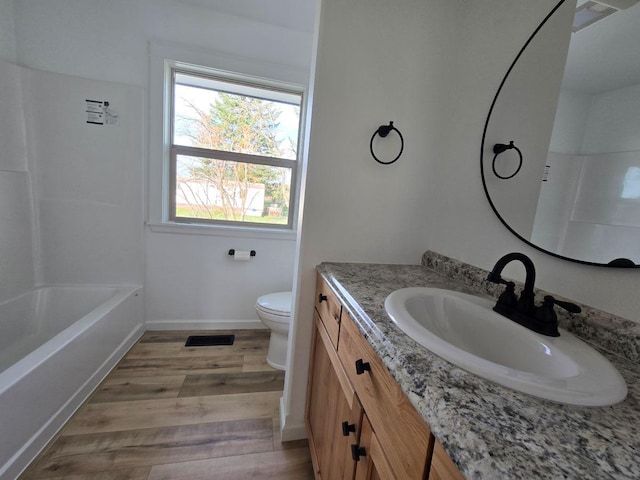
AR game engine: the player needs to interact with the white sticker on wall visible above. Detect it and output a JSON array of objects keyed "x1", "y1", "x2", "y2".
[
  {"x1": 86, "y1": 99, "x2": 103, "y2": 113},
  {"x1": 86, "y1": 111, "x2": 104, "y2": 125},
  {"x1": 104, "y1": 105, "x2": 119, "y2": 126},
  {"x1": 86, "y1": 99, "x2": 117, "y2": 125},
  {"x1": 86, "y1": 99, "x2": 105, "y2": 125}
]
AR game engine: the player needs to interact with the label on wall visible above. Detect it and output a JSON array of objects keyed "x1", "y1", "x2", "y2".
[{"x1": 86, "y1": 99, "x2": 119, "y2": 126}]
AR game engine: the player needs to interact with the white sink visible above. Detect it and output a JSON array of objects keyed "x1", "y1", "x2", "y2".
[{"x1": 384, "y1": 287, "x2": 627, "y2": 406}]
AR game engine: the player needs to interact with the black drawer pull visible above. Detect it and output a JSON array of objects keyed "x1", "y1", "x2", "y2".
[
  {"x1": 351, "y1": 444, "x2": 367, "y2": 461},
  {"x1": 355, "y1": 359, "x2": 371, "y2": 375},
  {"x1": 318, "y1": 293, "x2": 328, "y2": 303},
  {"x1": 341, "y1": 421, "x2": 356, "y2": 437}
]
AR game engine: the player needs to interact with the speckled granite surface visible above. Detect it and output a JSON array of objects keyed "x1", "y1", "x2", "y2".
[{"x1": 317, "y1": 254, "x2": 640, "y2": 480}]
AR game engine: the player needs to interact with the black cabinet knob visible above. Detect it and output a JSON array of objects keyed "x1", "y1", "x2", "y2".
[
  {"x1": 341, "y1": 421, "x2": 356, "y2": 437},
  {"x1": 351, "y1": 444, "x2": 367, "y2": 462},
  {"x1": 318, "y1": 293, "x2": 328, "y2": 303},
  {"x1": 355, "y1": 359, "x2": 371, "y2": 375}
]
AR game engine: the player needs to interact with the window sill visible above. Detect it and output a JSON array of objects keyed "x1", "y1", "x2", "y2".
[{"x1": 146, "y1": 222, "x2": 297, "y2": 241}]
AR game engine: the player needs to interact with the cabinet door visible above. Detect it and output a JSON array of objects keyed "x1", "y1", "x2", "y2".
[
  {"x1": 339, "y1": 311, "x2": 431, "y2": 480},
  {"x1": 429, "y1": 440, "x2": 466, "y2": 480},
  {"x1": 353, "y1": 415, "x2": 397, "y2": 480},
  {"x1": 307, "y1": 312, "x2": 358, "y2": 480}
]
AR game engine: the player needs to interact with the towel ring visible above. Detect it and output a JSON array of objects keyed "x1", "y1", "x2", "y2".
[
  {"x1": 370, "y1": 121, "x2": 404, "y2": 165},
  {"x1": 492, "y1": 141, "x2": 522, "y2": 179}
]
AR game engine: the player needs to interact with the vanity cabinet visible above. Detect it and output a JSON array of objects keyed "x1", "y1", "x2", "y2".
[
  {"x1": 315, "y1": 276, "x2": 341, "y2": 348},
  {"x1": 429, "y1": 441, "x2": 466, "y2": 480},
  {"x1": 338, "y1": 306, "x2": 432, "y2": 479},
  {"x1": 307, "y1": 274, "x2": 466, "y2": 480},
  {"x1": 306, "y1": 310, "x2": 359, "y2": 480},
  {"x1": 354, "y1": 414, "x2": 397, "y2": 480}
]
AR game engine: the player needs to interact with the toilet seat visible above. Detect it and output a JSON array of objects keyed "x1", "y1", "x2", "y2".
[{"x1": 256, "y1": 292, "x2": 292, "y2": 318}]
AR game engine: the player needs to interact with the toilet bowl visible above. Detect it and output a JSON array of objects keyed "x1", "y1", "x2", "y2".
[{"x1": 255, "y1": 291, "x2": 292, "y2": 371}]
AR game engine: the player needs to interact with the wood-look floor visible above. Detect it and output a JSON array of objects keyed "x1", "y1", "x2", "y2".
[{"x1": 19, "y1": 330, "x2": 314, "y2": 480}]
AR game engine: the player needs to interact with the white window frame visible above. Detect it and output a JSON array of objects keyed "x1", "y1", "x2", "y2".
[
  {"x1": 168, "y1": 67, "x2": 303, "y2": 230},
  {"x1": 147, "y1": 44, "x2": 309, "y2": 239}
]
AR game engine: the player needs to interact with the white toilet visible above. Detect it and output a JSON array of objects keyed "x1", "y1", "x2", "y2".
[{"x1": 255, "y1": 291, "x2": 292, "y2": 371}]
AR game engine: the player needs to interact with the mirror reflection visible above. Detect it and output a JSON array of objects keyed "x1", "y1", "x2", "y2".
[{"x1": 483, "y1": 0, "x2": 640, "y2": 266}]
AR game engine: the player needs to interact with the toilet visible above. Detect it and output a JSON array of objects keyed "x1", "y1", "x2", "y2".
[{"x1": 255, "y1": 291, "x2": 292, "y2": 371}]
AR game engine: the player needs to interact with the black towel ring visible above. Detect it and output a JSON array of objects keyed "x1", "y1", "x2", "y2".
[
  {"x1": 492, "y1": 141, "x2": 522, "y2": 180},
  {"x1": 370, "y1": 121, "x2": 404, "y2": 165}
]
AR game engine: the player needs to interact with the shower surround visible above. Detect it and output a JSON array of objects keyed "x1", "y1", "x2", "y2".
[{"x1": 0, "y1": 58, "x2": 144, "y2": 479}]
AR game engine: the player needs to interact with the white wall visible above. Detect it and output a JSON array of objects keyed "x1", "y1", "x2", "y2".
[
  {"x1": 283, "y1": 0, "x2": 457, "y2": 439},
  {"x1": 11, "y1": 0, "x2": 316, "y2": 326},
  {"x1": 531, "y1": 152, "x2": 583, "y2": 253},
  {"x1": 479, "y1": 1, "x2": 573, "y2": 242},
  {"x1": 0, "y1": 57, "x2": 144, "y2": 297},
  {"x1": 0, "y1": 0, "x2": 15, "y2": 61},
  {"x1": 22, "y1": 69, "x2": 144, "y2": 285},
  {"x1": 549, "y1": 83, "x2": 640, "y2": 156},
  {"x1": 284, "y1": 0, "x2": 640, "y2": 441},
  {"x1": 145, "y1": 233, "x2": 295, "y2": 326},
  {"x1": 549, "y1": 88, "x2": 593, "y2": 154},
  {"x1": 582, "y1": 83, "x2": 640, "y2": 154},
  {"x1": 12, "y1": 0, "x2": 313, "y2": 88},
  {"x1": 426, "y1": 0, "x2": 640, "y2": 322},
  {"x1": 0, "y1": 59, "x2": 35, "y2": 303},
  {"x1": 0, "y1": 4, "x2": 29, "y2": 303},
  {"x1": 536, "y1": 80, "x2": 640, "y2": 263}
]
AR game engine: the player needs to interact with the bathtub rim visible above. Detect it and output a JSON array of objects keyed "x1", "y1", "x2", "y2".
[{"x1": 0, "y1": 283, "x2": 142, "y2": 396}]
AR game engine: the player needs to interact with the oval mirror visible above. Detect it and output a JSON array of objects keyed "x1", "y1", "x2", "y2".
[{"x1": 482, "y1": 0, "x2": 640, "y2": 267}]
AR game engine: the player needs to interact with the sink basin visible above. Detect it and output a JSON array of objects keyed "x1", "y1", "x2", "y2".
[{"x1": 384, "y1": 287, "x2": 627, "y2": 406}]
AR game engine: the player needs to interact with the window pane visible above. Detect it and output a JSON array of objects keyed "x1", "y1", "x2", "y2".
[
  {"x1": 175, "y1": 155, "x2": 292, "y2": 225},
  {"x1": 173, "y1": 81, "x2": 300, "y2": 160}
]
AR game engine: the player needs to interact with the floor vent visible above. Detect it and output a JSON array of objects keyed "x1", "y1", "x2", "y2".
[{"x1": 185, "y1": 335, "x2": 235, "y2": 347}]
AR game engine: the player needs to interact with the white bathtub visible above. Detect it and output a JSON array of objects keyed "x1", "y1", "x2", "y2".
[{"x1": 0, "y1": 285, "x2": 144, "y2": 480}]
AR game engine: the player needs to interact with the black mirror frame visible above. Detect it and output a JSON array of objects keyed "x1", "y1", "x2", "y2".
[{"x1": 480, "y1": 0, "x2": 638, "y2": 269}]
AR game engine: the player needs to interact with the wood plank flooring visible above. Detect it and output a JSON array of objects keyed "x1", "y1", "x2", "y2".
[{"x1": 19, "y1": 330, "x2": 314, "y2": 480}]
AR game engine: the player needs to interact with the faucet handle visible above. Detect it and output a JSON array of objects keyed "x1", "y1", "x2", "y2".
[
  {"x1": 543, "y1": 295, "x2": 581, "y2": 314},
  {"x1": 535, "y1": 296, "x2": 582, "y2": 336}
]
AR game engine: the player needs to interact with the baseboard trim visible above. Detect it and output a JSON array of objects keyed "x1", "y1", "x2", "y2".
[
  {"x1": 144, "y1": 319, "x2": 266, "y2": 330},
  {"x1": 279, "y1": 396, "x2": 308, "y2": 442}
]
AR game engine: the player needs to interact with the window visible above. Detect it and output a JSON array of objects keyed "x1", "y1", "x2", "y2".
[{"x1": 169, "y1": 69, "x2": 303, "y2": 229}]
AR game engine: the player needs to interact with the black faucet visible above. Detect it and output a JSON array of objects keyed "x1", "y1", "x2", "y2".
[{"x1": 487, "y1": 253, "x2": 581, "y2": 337}]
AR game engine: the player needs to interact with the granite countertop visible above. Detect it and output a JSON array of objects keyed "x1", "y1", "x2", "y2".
[{"x1": 317, "y1": 260, "x2": 640, "y2": 480}]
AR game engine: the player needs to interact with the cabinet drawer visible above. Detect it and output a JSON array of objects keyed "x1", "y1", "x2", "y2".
[
  {"x1": 315, "y1": 274, "x2": 341, "y2": 349},
  {"x1": 338, "y1": 311, "x2": 431, "y2": 480}
]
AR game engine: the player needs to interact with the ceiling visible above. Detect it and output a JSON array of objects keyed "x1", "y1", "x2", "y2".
[
  {"x1": 174, "y1": 0, "x2": 316, "y2": 33},
  {"x1": 173, "y1": 0, "x2": 639, "y2": 95}
]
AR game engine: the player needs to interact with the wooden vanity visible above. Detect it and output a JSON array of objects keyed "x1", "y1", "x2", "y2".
[
  {"x1": 306, "y1": 274, "x2": 465, "y2": 480},
  {"x1": 305, "y1": 258, "x2": 640, "y2": 479}
]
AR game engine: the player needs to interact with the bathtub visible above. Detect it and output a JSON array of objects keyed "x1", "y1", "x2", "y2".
[{"x1": 0, "y1": 285, "x2": 143, "y2": 480}]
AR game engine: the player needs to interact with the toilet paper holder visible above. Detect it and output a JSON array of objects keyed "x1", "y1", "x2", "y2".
[{"x1": 228, "y1": 249, "x2": 256, "y2": 257}]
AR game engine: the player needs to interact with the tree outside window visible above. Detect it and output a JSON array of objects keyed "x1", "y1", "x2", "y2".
[{"x1": 170, "y1": 71, "x2": 301, "y2": 227}]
